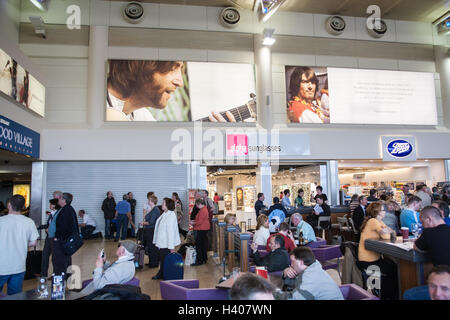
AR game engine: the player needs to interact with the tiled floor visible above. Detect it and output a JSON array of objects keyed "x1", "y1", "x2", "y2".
[{"x1": 7, "y1": 238, "x2": 342, "y2": 299}]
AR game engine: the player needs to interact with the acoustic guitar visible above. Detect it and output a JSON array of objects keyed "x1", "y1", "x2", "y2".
[{"x1": 198, "y1": 93, "x2": 257, "y2": 122}]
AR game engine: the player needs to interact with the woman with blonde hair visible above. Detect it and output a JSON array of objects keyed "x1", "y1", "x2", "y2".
[
  {"x1": 358, "y1": 202, "x2": 398, "y2": 299},
  {"x1": 224, "y1": 213, "x2": 241, "y2": 232},
  {"x1": 253, "y1": 214, "x2": 270, "y2": 246}
]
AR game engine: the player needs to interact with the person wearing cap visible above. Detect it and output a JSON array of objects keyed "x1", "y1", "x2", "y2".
[{"x1": 80, "y1": 240, "x2": 136, "y2": 295}]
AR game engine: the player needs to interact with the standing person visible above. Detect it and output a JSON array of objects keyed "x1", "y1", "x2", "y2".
[
  {"x1": 415, "y1": 185, "x2": 431, "y2": 209},
  {"x1": 152, "y1": 198, "x2": 180, "y2": 280},
  {"x1": 367, "y1": 189, "x2": 379, "y2": 203},
  {"x1": 358, "y1": 202, "x2": 398, "y2": 300},
  {"x1": 254, "y1": 193, "x2": 266, "y2": 218},
  {"x1": 204, "y1": 190, "x2": 216, "y2": 251},
  {"x1": 141, "y1": 194, "x2": 160, "y2": 268},
  {"x1": 432, "y1": 187, "x2": 441, "y2": 201},
  {"x1": 190, "y1": 198, "x2": 210, "y2": 266},
  {"x1": 51, "y1": 193, "x2": 79, "y2": 278},
  {"x1": 41, "y1": 198, "x2": 59, "y2": 279},
  {"x1": 313, "y1": 186, "x2": 328, "y2": 204},
  {"x1": 349, "y1": 194, "x2": 360, "y2": 215},
  {"x1": 213, "y1": 193, "x2": 220, "y2": 204},
  {"x1": 172, "y1": 192, "x2": 188, "y2": 240},
  {"x1": 281, "y1": 189, "x2": 292, "y2": 209},
  {"x1": 382, "y1": 202, "x2": 400, "y2": 235},
  {"x1": 352, "y1": 195, "x2": 368, "y2": 233},
  {"x1": 400, "y1": 185, "x2": 412, "y2": 207},
  {"x1": 114, "y1": 194, "x2": 132, "y2": 242},
  {"x1": 127, "y1": 192, "x2": 137, "y2": 238},
  {"x1": 101, "y1": 191, "x2": 116, "y2": 239},
  {"x1": 53, "y1": 191, "x2": 62, "y2": 209},
  {"x1": 295, "y1": 189, "x2": 304, "y2": 208},
  {"x1": 0, "y1": 195, "x2": 39, "y2": 295}
]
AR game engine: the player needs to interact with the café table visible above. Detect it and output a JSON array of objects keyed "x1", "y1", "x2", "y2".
[
  {"x1": 216, "y1": 273, "x2": 283, "y2": 290},
  {"x1": 364, "y1": 237, "x2": 432, "y2": 298},
  {"x1": 0, "y1": 285, "x2": 87, "y2": 300}
]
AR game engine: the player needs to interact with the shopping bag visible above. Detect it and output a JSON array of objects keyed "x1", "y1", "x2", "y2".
[{"x1": 184, "y1": 246, "x2": 196, "y2": 266}]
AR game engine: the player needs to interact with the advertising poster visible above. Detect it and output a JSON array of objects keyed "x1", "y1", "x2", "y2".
[
  {"x1": 236, "y1": 187, "x2": 244, "y2": 211},
  {"x1": 106, "y1": 60, "x2": 256, "y2": 122},
  {"x1": 285, "y1": 65, "x2": 437, "y2": 125},
  {"x1": 0, "y1": 48, "x2": 45, "y2": 117},
  {"x1": 13, "y1": 184, "x2": 31, "y2": 208}
]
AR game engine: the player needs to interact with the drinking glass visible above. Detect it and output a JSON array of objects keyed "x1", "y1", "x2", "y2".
[{"x1": 411, "y1": 223, "x2": 419, "y2": 239}]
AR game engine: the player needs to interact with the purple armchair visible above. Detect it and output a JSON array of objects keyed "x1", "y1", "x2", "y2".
[
  {"x1": 81, "y1": 277, "x2": 140, "y2": 289},
  {"x1": 339, "y1": 284, "x2": 379, "y2": 300},
  {"x1": 305, "y1": 237, "x2": 327, "y2": 248},
  {"x1": 160, "y1": 280, "x2": 229, "y2": 300},
  {"x1": 310, "y1": 245, "x2": 342, "y2": 277}
]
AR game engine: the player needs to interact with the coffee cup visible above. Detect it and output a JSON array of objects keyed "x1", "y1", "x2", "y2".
[{"x1": 401, "y1": 227, "x2": 409, "y2": 240}]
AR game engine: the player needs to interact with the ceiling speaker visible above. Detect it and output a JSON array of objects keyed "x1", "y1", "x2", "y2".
[
  {"x1": 325, "y1": 15, "x2": 346, "y2": 36},
  {"x1": 123, "y1": 1, "x2": 145, "y2": 24},
  {"x1": 219, "y1": 7, "x2": 240, "y2": 29}
]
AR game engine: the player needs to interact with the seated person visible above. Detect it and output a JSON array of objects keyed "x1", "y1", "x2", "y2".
[
  {"x1": 431, "y1": 200, "x2": 450, "y2": 226},
  {"x1": 250, "y1": 235, "x2": 290, "y2": 273},
  {"x1": 78, "y1": 209, "x2": 98, "y2": 239},
  {"x1": 295, "y1": 189, "x2": 304, "y2": 208},
  {"x1": 253, "y1": 215, "x2": 270, "y2": 246},
  {"x1": 291, "y1": 213, "x2": 316, "y2": 244},
  {"x1": 414, "y1": 206, "x2": 450, "y2": 266},
  {"x1": 229, "y1": 272, "x2": 276, "y2": 300},
  {"x1": 267, "y1": 197, "x2": 287, "y2": 233},
  {"x1": 400, "y1": 195, "x2": 422, "y2": 232},
  {"x1": 224, "y1": 213, "x2": 241, "y2": 232},
  {"x1": 403, "y1": 265, "x2": 450, "y2": 300},
  {"x1": 273, "y1": 247, "x2": 344, "y2": 300},
  {"x1": 358, "y1": 202, "x2": 398, "y2": 300},
  {"x1": 265, "y1": 222, "x2": 296, "y2": 253},
  {"x1": 81, "y1": 240, "x2": 136, "y2": 295},
  {"x1": 351, "y1": 195, "x2": 368, "y2": 233},
  {"x1": 307, "y1": 194, "x2": 330, "y2": 228}
]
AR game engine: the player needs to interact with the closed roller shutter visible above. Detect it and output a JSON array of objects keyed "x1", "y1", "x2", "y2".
[{"x1": 45, "y1": 161, "x2": 188, "y2": 235}]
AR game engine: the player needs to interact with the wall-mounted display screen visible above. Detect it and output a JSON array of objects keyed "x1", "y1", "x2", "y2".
[
  {"x1": 106, "y1": 60, "x2": 256, "y2": 122},
  {"x1": 0, "y1": 48, "x2": 45, "y2": 117},
  {"x1": 285, "y1": 66, "x2": 437, "y2": 125}
]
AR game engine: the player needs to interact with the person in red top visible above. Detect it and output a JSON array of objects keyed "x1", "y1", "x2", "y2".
[
  {"x1": 213, "y1": 193, "x2": 220, "y2": 204},
  {"x1": 189, "y1": 198, "x2": 210, "y2": 266},
  {"x1": 266, "y1": 222, "x2": 296, "y2": 253}
]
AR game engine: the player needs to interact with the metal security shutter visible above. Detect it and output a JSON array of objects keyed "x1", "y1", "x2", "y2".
[{"x1": 45, "y1": 161, "x2": 188, "y2": 235}]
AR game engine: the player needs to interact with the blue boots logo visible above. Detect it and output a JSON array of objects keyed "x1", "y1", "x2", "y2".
[{"x1": 387, "y1": 140, "x2": 413, "y2": 158}]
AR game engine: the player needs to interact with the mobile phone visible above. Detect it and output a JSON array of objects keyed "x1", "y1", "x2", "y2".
[{"x1": 99, "y1": 249, "x2": 105, "y2": 259}]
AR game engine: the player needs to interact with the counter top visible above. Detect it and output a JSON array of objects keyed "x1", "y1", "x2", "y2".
[{"x1": 365, "y1": 239, "x2": 430, "y2": 263}]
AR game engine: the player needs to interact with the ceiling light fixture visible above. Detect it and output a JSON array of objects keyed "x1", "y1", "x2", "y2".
[
  {"x1": 262, "y1": 28, "x2": 276, "y2": 46},
  {"x1": 29, "y1": 16, "x2": 46, "y2": 39},
  {"x1": 254, "y1": 0, "x2": 289, "y2": 23},
  {"x1": 30, "y1": 0, "x2": 49, "y2": 11}
]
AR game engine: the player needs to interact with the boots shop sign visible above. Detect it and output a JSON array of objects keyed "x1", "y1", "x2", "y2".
[
  {"x1": 381, "y1": 136, "x2": 416, "y2": 161},
  {"x1": 0, "y1": 114, "x2": 40, "y2": 158}
]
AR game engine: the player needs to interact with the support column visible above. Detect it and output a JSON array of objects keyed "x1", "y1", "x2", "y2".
[
  {"x1": 87, "y1": 25, "x2": 108, "y2": 129},
  {"x1": 254, "y1": 35, "x2": 273, "y2": 130},
  {"x1": 327, "y1": 160, "x2": 340, "y2": 206},
  {"x1": 445, "y1": 159, "x2": 450, "y2": 182},
  {"x1": 256, "y1": 162, "x2": 272, "y2": 208},
  {"x1": 434, "y1": 46, "x2": 450, "y2": 129},
  {"x1": 30, "y1": 161, "x2": 45, "y2": 232}
]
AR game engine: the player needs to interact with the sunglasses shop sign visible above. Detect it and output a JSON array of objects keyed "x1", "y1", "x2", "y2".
[
  {"x1": 226, "y1": 132, "x2": 310, "y2": 159},
  {"x1": 0, "y1": 114, "x2": 40, "y2": 158}
]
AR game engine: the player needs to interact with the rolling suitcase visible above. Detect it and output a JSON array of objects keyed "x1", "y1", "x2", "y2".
[
  {"x1": 25, "y1": 246, "x2": 42, "y2": 280},
  {"x1": 134, "y1": 227, "x2": 145, "y2": 269},
  {"x1": 163, "y1": 252, "x2": 184, "y2": 280}
]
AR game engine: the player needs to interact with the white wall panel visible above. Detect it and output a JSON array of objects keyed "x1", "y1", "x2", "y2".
[
  {"x1": 315, "y1": 55, "x2": 358, "y2": 68},
  {"x1": 395, "y1": 21, "x2": 433, "y2": 45},
  {"x1": 272, "y1": 53, "x2": 316, "y2": 66},
  {"x1": 254, "y1": 12, "x2": 314, "y2": 37},
  {"x1": 272, "y1": 72, "x2": 285, "y2": 93},
  {"x1": 45, "y1": 161, "x2": 189, "y2": 236},
  {"x1": 46, "y1": 88, "x2": 87, "y2": 111},
  {"x1": 108, "y1": 46, "x2": 159, "y2": 60},
  {"x1": 90, "y1": 0, "x2": 110, "y2": 26},
  {"x1": 313, "y1": 14, "x2": 356, "y2": 40},
  {"x1": 46, "y1": 110, "x2": 86, "y2": 123},
  {"x1": 206, "y1": 50, "x2": 254, "y2": 64},
  {"x1": 397, "y1": 60, "x2": 436, "y2": 72},
  {"x1": 19, "y1": 44, "x2": 89, "y2": 58},
  {"x1": 20, "y1": 0, "x2": 90, "y2": 25},
  {"x1": 357, "y1": 58, "x2": 398, "y2": 70},
  {"x1": 158, "y1": 48, "x2": 207, "y2": 61},
  {"x1": 37, "y1": 65, "x2": 87, "y2": 88},
  {"x1": 159, "y1": 4, "x2": 207, "y2": 31}
]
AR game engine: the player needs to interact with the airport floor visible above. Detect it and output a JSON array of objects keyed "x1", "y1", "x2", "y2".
[{"x1": 8, "y1": 237, "x2": 342, "y2": 299}]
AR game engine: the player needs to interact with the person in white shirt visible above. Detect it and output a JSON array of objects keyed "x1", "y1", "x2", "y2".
[
  {"x1": 152, "y1": 198, "x2": 181, "y2": 280},
  {"x1": 78, "y1": 210, "x2": 97, "y2": 239},
  {"x1": 0, "y1": 195, "x2": 39, "y2": 295},
  {"x1": 253, "y1": 215, "x2": 270, "y2": 246},
  {"x1": 281, "y1": 189, "x2": 292, "y2": 209}
]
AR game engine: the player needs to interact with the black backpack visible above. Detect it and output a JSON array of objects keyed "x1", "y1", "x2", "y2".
[{"x1": 83, "y1": 284, "x2": 150, "y2": 300}]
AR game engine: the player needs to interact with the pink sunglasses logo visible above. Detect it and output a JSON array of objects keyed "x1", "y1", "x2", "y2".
[{"x1": 227, "y1": 134, "x2": 248, "y2": 156}]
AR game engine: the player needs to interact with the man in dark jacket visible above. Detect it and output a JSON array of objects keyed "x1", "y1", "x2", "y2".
[
  {"x1": 352, "y1": 195, "x2": 368, "y2": 234},
  {"x1": 102, "y1": 191, "x2": 116, "y2": 239},
  {"x1": 127, "y1": 192, "x2": 137, "y2": 237},
  {"x1": 250, "y1": 235, "x2": 290, "y2": 272},
  {"x1": 51, "y1": 193, "x2": 79, "y2": 278},
  {"x1": 267, "y1": 197, "x2": 288, "y2": 217}
]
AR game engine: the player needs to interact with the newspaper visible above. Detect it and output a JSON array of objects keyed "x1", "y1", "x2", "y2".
[{"x1": 385, "y1": 241, "x2": 415, "y2": 251}]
